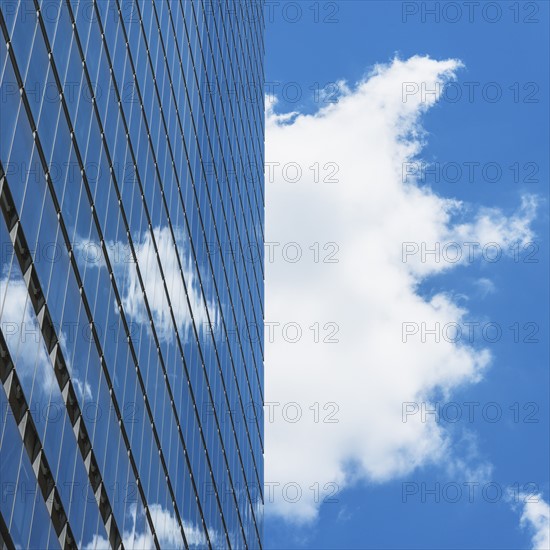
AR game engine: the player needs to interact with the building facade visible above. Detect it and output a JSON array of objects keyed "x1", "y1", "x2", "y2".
[{"x1": 0, "y1": 0, "x2": 264, "y2": 548}]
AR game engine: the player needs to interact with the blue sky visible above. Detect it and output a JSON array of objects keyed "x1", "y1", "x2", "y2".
[{"x1": 264, "y1": 2, "x2": 549, "y2": 548}]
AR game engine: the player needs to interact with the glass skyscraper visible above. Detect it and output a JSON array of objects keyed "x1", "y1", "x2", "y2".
[{"x1": 0, "y1": 0, "x2": 264, "y2": 548}]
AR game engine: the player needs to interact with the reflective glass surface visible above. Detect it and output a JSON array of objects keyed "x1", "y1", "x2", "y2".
[{"x1": 0, "y1": 1, "x2": 264, "y2": 548}]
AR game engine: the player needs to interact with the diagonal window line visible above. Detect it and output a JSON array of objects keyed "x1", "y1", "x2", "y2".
[{"x1": 0, "y1": 169, "x2": 121, "y2": 550}]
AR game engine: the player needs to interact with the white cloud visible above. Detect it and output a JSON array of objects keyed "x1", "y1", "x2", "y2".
[
  {"x1": 0, "y1": 274, "x2": 56, "y2": 395},
  {"x1": 111, "y1": 226, "x2": 218, "y2": 343},
  {"x1": 71, "y1": 225, "x2": 219, "y2": 343},
  {"x1": 474, "y1": 277, "x2": 496, "y2": 298},
  {"x1": 265, "y1": 56, "x2": 537, "y2": 522},
  {"x1": 73, "y1": 376, "x2": 93, "y2": 402},
  {"x1": 83, "y1": 502, "x2": 213, "y2": 549},
  {"x1": 0, "y1": 271, "x2": 92, "y2": 402},
  {"x1": 519, "y1": 495, "x2": 550, "y2": 550}
]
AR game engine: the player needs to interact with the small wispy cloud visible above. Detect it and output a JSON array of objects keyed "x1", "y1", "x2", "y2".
[
  {"x1": 518, "y1": 494, "x2": 550, "y2": 550},
  {"x1": 474, "y1": 277, "x2": 496, "y2": 298}
]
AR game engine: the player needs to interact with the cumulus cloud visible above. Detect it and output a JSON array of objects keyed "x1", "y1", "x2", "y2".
[
  {"x1": 0, "y1": 270, "x2": 93, "y2": 405},
  {"x1": 265, "y1": 56, "x2": 537, "y2": 522},
  {"x1": 109, "y1": 226, "x2": 218, "y2": 342},
  {"x1": 519, "y1": 495, "x2": 550, "y2": 550},
  {"x1": 0, "y1": 273, "x2": 56, "y2": 394},
  {"x1": 72, "y1": 225, "x2": 219, "y2": 342},
  {"x1": 82, "y1": 502, "x2": 213, "y2": 549},
  {"x1": 70, "y1": 225, "x2": 219, "y2": 347}
]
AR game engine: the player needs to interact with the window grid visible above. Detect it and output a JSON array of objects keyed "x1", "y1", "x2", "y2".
[{"x1": 1, "y1": 0, "x2": 264, "y2": 547}]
